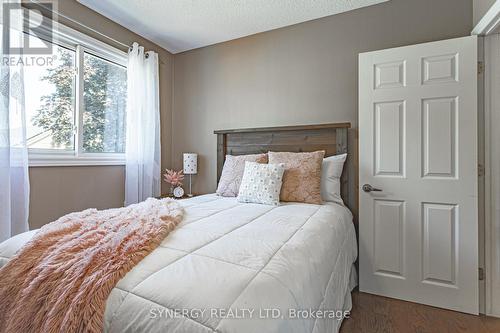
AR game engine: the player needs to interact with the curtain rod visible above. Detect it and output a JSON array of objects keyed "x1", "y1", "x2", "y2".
[
  {"x1": 27, "y1": 1, "x2": 168, "y2": 64},
  {"x1": 28, "y1": 0, "x2": 130, "y2": 50}
]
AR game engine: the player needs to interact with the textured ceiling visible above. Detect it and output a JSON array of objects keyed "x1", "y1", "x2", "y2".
[{"x1": 78, "y1": 0, "x2": 388, "y2": 54}]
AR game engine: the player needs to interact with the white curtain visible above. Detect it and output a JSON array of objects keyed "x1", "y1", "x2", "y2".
[
  {"x1": 0, "y1": 0, "x2": 30, "y2": 242},
  {"x1": 125, "y1": 42, "x2": 161, "y2": 205}
]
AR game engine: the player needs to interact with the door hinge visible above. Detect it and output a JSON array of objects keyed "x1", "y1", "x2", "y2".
[
  {"x1": 478, "y1": 163, "x2": 485, "y2": 177},
  {"x1": 478, "y1": 61, "x2": 484, "y2": 75},
  {"x1": 479, "y1": 267, "x2": 485, "y2": 281}
]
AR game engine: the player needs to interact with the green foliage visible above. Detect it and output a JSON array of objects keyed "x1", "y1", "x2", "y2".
[
  {"x1": 83, "y1": 53, "x2": 127, "y2": 153},
  {"x1": 32, "y1": 50, "x2": 75, "y2": 148},
  {"x1": 33, "y1": 48, "x2": 127, "y2": 152}
]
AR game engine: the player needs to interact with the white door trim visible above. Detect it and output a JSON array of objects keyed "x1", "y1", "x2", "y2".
[
  {"x1": 473, "y1": 3, "x2": 500, "y2": 318},
  {"x1": 472, "y1": 1, "x2": 500, "y2": 36},
  {"x1": 478, "y1": 36, "x2": 486, "y2": 316},
  {"x1": 484, "y1": 33, "x2": 500, "y2": 318}
]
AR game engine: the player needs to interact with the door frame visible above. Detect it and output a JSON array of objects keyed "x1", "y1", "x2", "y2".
[
  {"x1": 473, "y1": 6, "x2": 500, "y2": 317},
  {"x1": 482, "y1": 33, "x2": 500, "y2": 318}
]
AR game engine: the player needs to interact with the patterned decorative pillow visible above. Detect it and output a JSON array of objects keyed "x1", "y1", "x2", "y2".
[
  {"x1": 216, "y1": 154, "x2": 268, "y2": 197},
  {"x1": 268, "y1": 151, "x2": 325, "y2": 204},
  {"x1": 237, "y1": 162, "x2": 285, "y2": 206}
]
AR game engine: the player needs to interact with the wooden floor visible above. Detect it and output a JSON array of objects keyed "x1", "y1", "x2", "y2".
[{"x1": 340, "y1": 290, "x2": 500, "y2": 333}]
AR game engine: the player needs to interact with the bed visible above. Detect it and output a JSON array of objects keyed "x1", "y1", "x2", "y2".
[{"x1": 0, "y1": 123, "x2": 358, "y2": 333}]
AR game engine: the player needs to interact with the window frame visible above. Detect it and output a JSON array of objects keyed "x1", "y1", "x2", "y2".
[{"x1": 27, "y1": 16, "x2": 128, "y2": 167}]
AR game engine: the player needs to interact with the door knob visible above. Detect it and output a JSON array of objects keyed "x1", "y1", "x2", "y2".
[{"x1": 362, "y1": 184, "x2": 382, "y2": 192}]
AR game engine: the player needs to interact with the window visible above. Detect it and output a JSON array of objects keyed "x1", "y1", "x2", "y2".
[{"x1": 26, "y1": 20, "x2": 127, "y2": 166}]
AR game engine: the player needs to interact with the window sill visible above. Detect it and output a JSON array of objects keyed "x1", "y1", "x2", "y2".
[{"x1": 29, "y1": 153, "x2": 126, "y2": 167}]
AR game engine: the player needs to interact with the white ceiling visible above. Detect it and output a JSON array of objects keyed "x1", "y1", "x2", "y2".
[{"x1": 78, "y1": 0, "x2": 388, "y2": 54}]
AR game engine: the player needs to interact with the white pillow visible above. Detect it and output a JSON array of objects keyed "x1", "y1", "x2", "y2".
[
  {"x1": 237, "y1": 162, "x2": 285, "y2": 206},
  {"x1": 320, "y1": 153, "x2": 347, "y2": 204}
]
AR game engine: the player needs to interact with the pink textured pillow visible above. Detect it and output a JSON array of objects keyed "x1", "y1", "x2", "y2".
[
  {"x1": 216, "y1": 154, "x2": 268, "y2": 197},
  {"x1": 268, "y1": 151, "x2": 325, "y2": 204}
]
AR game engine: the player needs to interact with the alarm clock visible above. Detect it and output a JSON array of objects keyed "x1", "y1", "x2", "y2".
[{"x1": 173, "y1": 186, "x2": 184, "y2": 198}]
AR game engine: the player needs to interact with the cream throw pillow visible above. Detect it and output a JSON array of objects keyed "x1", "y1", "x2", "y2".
[
  {"x1": 237, "y1": 162, "x2": 285, "y2": 206},
  {"x1": 268, "y1": 151, "x2": 325, "y2": 204},
  {"x1": 320, "y1": 153, "x2": 347, "y2": 204},
  {"x1": 216, "y1": 154, "x2": 268, "y2": 197}
]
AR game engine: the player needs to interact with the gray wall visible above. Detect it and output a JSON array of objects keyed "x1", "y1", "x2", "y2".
[
  {"x1": 29, "y1": 166, "x2": 125, "y2": 229},
  {"x1": 172, "y1": 0, "x2": 473, "y2": 201},
  {"x1": 28, "y1": 0, "x2": 173, "y2": 229}
]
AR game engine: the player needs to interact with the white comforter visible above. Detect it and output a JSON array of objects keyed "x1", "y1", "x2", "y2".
[{"x1": 0, "y1": 194, "x2": 357, "y2": 333}]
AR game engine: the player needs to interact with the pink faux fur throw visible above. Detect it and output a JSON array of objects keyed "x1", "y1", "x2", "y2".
[{"x1": 0, "y1": 198, "x2": 184, "y2": 333}]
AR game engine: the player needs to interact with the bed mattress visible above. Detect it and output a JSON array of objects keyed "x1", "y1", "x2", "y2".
[{"x1": 0, "y1": 194, "x2": 357, "y2": 333}]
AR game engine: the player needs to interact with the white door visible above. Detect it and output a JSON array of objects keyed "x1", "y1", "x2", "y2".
[{"x1": 359, "y1": 36, "x2": 478, "y2": 314}]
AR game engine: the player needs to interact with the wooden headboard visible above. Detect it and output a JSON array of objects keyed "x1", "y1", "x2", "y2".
[{"x1": 213, "y1": 123, "x2": 355, "y2": 215}]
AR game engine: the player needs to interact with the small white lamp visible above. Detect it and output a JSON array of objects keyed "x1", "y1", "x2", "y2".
[{"x1": 183, "y1": 153, "x2": 198, "y2": 197}]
